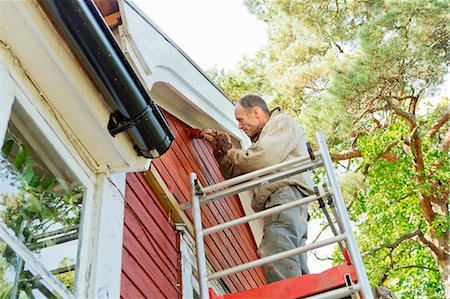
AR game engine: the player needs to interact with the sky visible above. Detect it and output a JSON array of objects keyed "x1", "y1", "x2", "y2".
[{"x1": 131, "y1": 0, "x2": 267, "y2": 71}]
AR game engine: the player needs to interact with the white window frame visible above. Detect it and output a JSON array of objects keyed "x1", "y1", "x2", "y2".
[{"x1": 1, "y1": 50, "x2": 125, "y2": 298}]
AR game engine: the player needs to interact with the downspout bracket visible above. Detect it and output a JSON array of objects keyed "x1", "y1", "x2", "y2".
[{"x1": 107, "y1": 106, "x2": 150, "y2": 137}]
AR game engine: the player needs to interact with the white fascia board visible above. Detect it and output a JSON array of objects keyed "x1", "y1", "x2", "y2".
[
  {"x1": 120, "y1": 0, "x2": 244, "y2": 141},
  {"x1": 0, "y1": 1, "x2": 150, "y2": 173}
]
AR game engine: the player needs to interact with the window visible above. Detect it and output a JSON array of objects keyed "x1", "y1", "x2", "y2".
[{"x1": 0, "y1": 71, "x2": 92, "y2": 298}]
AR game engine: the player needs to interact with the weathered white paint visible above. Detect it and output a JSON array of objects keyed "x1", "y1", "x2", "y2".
[
  {"x1": 1, "y1": 3, "x2": 127, "y2": 298},
  {"x1": 76, "y1": 173, "x2": 126, "y2": 298},
  {"x1": 177, "y1": 224, "x2": 194, "y2": 299},
  {"x1": 0, "y1": 44, "x2": 100, "y2": 298},
  {"x1": 119, "y1": 0, "x2": 244, "y2": 140},
  {"x1": 0, "y1": 0, "x2": 149, "y2": 173},
  {"x1": 0, "y1": 62, "x2": 14, "y2": 147}
]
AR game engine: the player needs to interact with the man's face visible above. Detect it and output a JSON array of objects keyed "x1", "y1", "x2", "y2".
[{"x1": 235, "y1": 104, "x2": 260, "y2": 138}]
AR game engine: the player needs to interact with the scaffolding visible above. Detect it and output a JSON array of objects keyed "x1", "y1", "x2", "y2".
[{"x1": 185, "y1": 132, "x2": 374, "y2": 299}]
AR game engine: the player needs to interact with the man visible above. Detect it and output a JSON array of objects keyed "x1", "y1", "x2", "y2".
[{"x1": 201, "y1": 94, "x2": 314, "y2": 283}]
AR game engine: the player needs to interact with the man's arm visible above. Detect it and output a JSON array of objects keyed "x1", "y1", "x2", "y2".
[
  {"x1": 201, "y1": 129, "x2": 243, "y2": 179},
  {"x1": 227, "y1": 115, "x2": 299, "y2": 173}
]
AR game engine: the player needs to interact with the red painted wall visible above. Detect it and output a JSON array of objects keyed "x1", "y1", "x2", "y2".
[
  {"x1": 121, "y1": 172, "x2": 180, "y2": 298},
  {"x1": 121, "y1": 111, "x2": 265, "y2": 298}
]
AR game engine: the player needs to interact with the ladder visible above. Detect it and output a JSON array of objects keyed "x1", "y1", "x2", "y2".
[{"x1": 184, "y1": 132, "x2": 374, "y2": 299}]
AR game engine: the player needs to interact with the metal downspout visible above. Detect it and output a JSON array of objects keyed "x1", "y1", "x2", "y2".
[{"x1": 40, "y1": 0, "x2": 174, "y2": 158}]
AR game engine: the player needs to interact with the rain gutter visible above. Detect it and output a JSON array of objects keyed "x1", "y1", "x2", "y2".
[{"x1": 40, "y1": 0, "x2": 174, "y2": 158}]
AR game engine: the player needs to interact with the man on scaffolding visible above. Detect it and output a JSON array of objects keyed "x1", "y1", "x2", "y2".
[{"x1": 201, "y1": 94, "x2": 314, "y2": 283}]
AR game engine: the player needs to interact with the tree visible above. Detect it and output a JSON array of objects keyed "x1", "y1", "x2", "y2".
[
  {"x1": 1, "y1": 131, "x2": 83, "y2": 295},
  {"x1": 212, "y1": 0, "x2": 449, "y2": 297}
]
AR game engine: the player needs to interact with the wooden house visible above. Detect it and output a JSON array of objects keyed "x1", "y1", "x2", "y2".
[{"x1": 0, "y1": 0, "x2": 265, "y2": 298}]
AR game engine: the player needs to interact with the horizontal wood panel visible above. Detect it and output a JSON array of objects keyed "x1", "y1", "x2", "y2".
[
  {"x1": 123, "y1": 220, "x2": 177, "y2": 283},
  {"x1": 122, "y1": 247, "x2": 172, "y2": 298},
  {"x1": 120, "y1": 272, "x2": 146, "y2": 299},
  {"x1": 121, "y1": 110, "x2": 266, "y2": 298},
  {"x1": 121, "y1": 172, "x2": 180, "y2": 298},
  {"x1": 154, "y1": 112, "x2": 266, "y2": 291}
]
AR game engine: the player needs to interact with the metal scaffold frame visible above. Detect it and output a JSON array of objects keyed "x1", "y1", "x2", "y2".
[{"x1": 185, "y1": 132, "x2": 374, "y2": 299}]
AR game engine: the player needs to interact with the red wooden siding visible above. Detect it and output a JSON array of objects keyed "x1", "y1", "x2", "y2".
[
  {"x1": 121, "y1": 172, "x2": 180, "y2": 299},
  {"x1": 153, "y1": 112, "x2": 266, "y2": 292},
  {"x1": 121, "y1": 111, "x2": 266, "y2": 298}
]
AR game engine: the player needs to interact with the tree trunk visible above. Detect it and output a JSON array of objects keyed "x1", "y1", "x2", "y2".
[{"x1": 437, "y1": 256, "x2": 450, "y2": 298}]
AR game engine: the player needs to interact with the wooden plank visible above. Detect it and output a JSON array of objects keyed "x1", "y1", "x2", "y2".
[
  {"x1": 158, "y1": 117, "x2": 255, "y2": 290},
  {"x1": 143, "y1": 164, "x2": 194, "y2": 235},
  {"x1": 162, "y1": 113, "x2": 265, "y2": 289},
  {"x1": 120, "y1": 271, "x2": 146, "y2": 299},
  {"x1": 125, "y1": 183, "x2": 178, "y2": 268},
  {"x1": 191, "y1": 144, "x2": 266, "y2": 284},
  {"x1": 169, "y1": 120, "x2": 264, "y2": 287},
  {"x1": 136, "y1": 172, "x2": 170, "y2": 216},
  {"x1": 192, "y1": 140, "x2": 262, "y2": 255},
  {"x1": 126, "y1": 173, "x2": 177, "y2": 241},
  {"x1": 122, "y1": 225, "x2": 179, "y2": 297},
  {"x1": 104, "y1": 11, "x2": 121, "y2": 28},
  {"x1": 122, "y1": 247, "x2": 168, "y2": 299},
  {"x1": 151, "y1": 160, "x2": 245, "y2": 292},
  {"x1": 123, "y1": 219, "x2": 177, "y2": 282}
]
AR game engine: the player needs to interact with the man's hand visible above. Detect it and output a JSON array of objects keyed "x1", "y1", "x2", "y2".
[
  {"x1": 213, "y1": 133, "x2": 233, "y2": 155},
  {"x1": 200, "y1": 128, "x2": 217, "y2": 142}
]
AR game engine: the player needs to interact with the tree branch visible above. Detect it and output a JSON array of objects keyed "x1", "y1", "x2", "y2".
[
  {"x1": 441, "y1": 127, "x2": 450, "y2": 152},
  {"x1": 376, "y1": 140, "x2": 400, "y2": 162},
  {"x1": 312, "y1": 223, "x2": 330, "y2": 243},
  {"x1": 386, "y1": 98, "x2": 417, "y2": 128},
  {"x1": 331, "y1": 147, "x2": 398, "y2": 163},
  {"x1": 331, "y1": 150, "x2": 362, "y2": 161},
  {"x1": 362, "y1": 229, "x2": 421, "y2": 258},
  {"x1": 427, "y1": 110, "x2": 450, "y2": 138},
  {"x1": 417, "y1": 230, "x2": 446, "y2": 260},
  {"x1": 311, "y1": 251, "x2": 334, "y2": 262},
  {"x1": 334, "y1": 42, "x2": 344, "y2": 53}
]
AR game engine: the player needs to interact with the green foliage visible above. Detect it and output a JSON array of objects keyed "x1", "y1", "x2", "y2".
[
  {"x1": 0, "y1": 131, "x2": 83, "y2": 293},
  {"x1": 1, "y1": 134, "x2": 83, "y2": 242},
  {"x1": 216, "y1": 0, "x2": 450, "y2": 297},
  {"x1": 55, "y1": 257, "x2": 75, "y2": 291},
  {"x1": 0, "y1": 244, "x2": 12, "y2": 299}
]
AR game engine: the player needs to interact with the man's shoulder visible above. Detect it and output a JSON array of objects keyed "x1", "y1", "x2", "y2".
[{"x1": 270, "y1": 107, "x2": 294, "y2": 124}]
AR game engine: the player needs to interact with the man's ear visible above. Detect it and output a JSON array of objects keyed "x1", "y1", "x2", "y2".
[{"x1": 252, "y1": 106, "x2": 260, "y2": 118}]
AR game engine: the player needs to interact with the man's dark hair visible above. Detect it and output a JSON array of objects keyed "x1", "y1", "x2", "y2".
[{"x1": 237, "y1": 94, "x2": 270, "y2": 114}]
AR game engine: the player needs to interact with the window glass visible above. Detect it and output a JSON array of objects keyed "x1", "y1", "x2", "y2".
[{"x1": 0, "y1": 101, "x2": 84, "y2": 297}]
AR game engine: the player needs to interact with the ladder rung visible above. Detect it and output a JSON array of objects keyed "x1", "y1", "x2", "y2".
[
  {"x1": 302, "y1": 284, "x2": 361, "y2": 299},
  {"x1": 201, "y1": 151, "x2": 322, "y2": 194},
  {"x1": 202, "y1": 192, "x2": 332, "y2": 236},
  {"x1": 207, "y1": 234, "x2": 346, "y2": 281},
  {"x1": 198, "y1": 159, "x2": 324, "y2": 207}
]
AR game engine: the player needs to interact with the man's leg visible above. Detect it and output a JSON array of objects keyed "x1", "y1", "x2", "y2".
[{"x1": 258, "y1": 186, "x2": 309, "y2": 283}]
